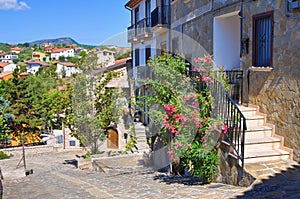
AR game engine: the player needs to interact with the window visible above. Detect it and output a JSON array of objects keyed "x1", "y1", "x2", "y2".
[
  {"x1": 57, "y1": 135, "x2": 63, "y2": 144},
  {"x1": 69, "y1": 140, "x2": 76, "y2": 146},
  {"x1": 146, "y1": 0, "x2": 151, "y2": 26},
  {"x1": 135, "y1": 6, "x2": 140, "y2": 24},
  {"x1": 252, "y1": 11, "x2": 273, "y2": 67},
  {"x1": 135, "y1": 48, "x2": 140, "y2": 66},
  {"x1": 145, "y1": 46, "x2": 151, "y2": 63}
]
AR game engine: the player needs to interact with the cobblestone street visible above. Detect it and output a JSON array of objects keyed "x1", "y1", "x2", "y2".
[
  {"x1": 0, "y1": 150, "x2": 248, "y2": 199},
  {"x1": 1, "y1": 150, "x2": 300, "y2": 198}
]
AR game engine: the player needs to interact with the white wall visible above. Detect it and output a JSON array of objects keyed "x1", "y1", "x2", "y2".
[
  {"x1": 213, "y1": 13, "x2": 240, "y2": 70},
  {"x1": 3, "y1": 63, "x2": 16, "y2": 72}
]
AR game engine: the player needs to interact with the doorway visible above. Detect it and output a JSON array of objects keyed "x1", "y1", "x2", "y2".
[{"x1": 213, "y1": 12, "x2": 240, "y2": 70}]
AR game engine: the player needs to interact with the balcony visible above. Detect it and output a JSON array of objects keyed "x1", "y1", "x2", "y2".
[
  {"x1": 151, "y1": 6, "x2": 169, "y2": 33},
  {"x1": 127, "y1": 18, "x2": 152, "y2": 43},
  {"x1": 127, "y1": 24, "x2": 137, "y2": 42},
  {"x1": 136, "y1": 18, "x2": 152, "y2": 39}
]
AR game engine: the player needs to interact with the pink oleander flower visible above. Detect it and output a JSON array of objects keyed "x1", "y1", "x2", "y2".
[
  {"x1": 182, "y1": 116, "x2": 188, "y2": 125},
  {"x1": 192, "y1": 100, "x2": 199, "y2": 107},
  {"x1": 221, "y1": 125, "x2": 228, "y2": 134},
  {"x1": 191, "y1": 93, "x2": 197, "y2": 99},
  {"x1": 194, "y1": 57, "x2": 201, "y2": 63},
  {"x1": 163, "y1": 120, "x2": 169, "y2": 127},
  {"x1": 168, "y1": 149, "x2": 175, "y2": 160},
  {"x1": 201, "y1": 136, "x2": 206, "y2": 142},
  {"x1": 199, "y1": 67, "x2": 206, "y2": 72},
  {"x1": 176, "y1": 142, "x2": 183, "y2": 148},
  {"x1": 201, "y1": 75, "x2": 207, "y2": 83},
  {"x1": 204, "y1": 54, "x2": 212, "y2": 63},
  {"x1": 183, "y1": 95, "x2": 188, "y2": 103},
  {"x1": 206, "y1": 77, "x2": 213, "y2": 83},
  {"x1": 169, "y1": 125, "x2": 178, "y2": 135},
  {"x1": 205, "y1": 130, "x2": 209, "y2": 134},
  {"x1": 174, "y1": 113, "x2": 183, "y2": 122}
]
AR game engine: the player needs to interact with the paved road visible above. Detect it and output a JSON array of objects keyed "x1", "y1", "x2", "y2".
[{"x1": 1, "y1": 150, "x2": 248, "y2": 199}]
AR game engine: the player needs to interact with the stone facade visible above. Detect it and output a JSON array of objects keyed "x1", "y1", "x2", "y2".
[
  {"x1": 241, "y1": 0, "x2": 300, "y2": 162},
  {"x1": 170, "y1": 0, "x2": 300, "y2": 161}
]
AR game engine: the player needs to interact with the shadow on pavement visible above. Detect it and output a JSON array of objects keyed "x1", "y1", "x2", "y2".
[
  {"x1": 153, "y1": 174, "x2": 205, "y2": 186},
  {"x1": 63, "y1": 159, "x2": 78, "y2": 168},
  {"x1": 236, "y1": 164, "x2": 300, "y2": 198}
]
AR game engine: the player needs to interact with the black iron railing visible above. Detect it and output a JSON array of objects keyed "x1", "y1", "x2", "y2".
[
  {"x1": 188, "y1": 70, "x2": 246, "y2": 175},
  {"x1": 217, "y1": 70, "x2": 244, "y2": 104},
  {"x1": 151, "y1": 6, "x2": 168, "y2": 27},
  {"x1": 136, "y1": 18, "x2": 152, "y2": 36},
  {"x1": 127, "y1": 24, "x2": 136, "y2": 41}
]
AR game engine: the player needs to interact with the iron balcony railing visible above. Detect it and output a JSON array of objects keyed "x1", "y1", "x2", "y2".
[
  {"x1": 151, "y1": 6, "x2": 168, "y2": 28},
  {"x1": 127, "y1": 24, "x2": 136, "y2": 42},
  {"x1": 188, "y1": 70, "x2": 246, "y2": 175},
  {"x1": 136, "y1": 18, "x2": 152, "y2": 37},
  {"x1": 127, "y1": 17, "x2": 152, "y2": 42}
]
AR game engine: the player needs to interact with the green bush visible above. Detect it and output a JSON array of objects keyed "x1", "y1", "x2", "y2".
[{"x1": 0, "y1": 151, "x2": 13, "y2": 160}]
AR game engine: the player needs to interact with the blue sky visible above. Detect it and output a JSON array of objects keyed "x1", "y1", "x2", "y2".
[{"x1": 0, "y1": 0, "x2": 131, "y2": 47}]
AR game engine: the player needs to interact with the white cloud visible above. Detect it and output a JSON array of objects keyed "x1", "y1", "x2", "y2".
[{"x1": 0, "y1": 0, "x2": 30, "y2": 10}]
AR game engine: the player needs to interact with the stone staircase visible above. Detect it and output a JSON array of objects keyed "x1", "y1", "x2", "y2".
[{"x1": 239, "y1": 105, "x2": 293, "y2": 163}]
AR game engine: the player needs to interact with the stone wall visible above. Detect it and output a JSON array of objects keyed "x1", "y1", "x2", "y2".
[
  {"x1": 0, "y1": 145, "x2": 82, "y2": 158},
  {"x1": 241, "y1": 0, "x2": 300, "y2": 161}
]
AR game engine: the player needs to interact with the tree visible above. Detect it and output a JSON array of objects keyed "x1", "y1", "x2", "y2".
[
  {"x1": 59, "y1": 56, "x2": 66, "y2": 62},
  {"x1": 72, "y1": 53, "x2": 120, "y2": 154},
  {"x1": 0, "y1": 97, "x2": 14, "y2": 146}
]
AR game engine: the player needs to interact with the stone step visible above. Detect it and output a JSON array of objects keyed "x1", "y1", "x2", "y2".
[
  {"x1": 245, "y1": 115, "x2": 265, "y2": 127},
  {"x1": 244, "y1": 148, "x2": 290, "y2": 163},
  {"x1": 245, "y1": 126, "x2": 273, "y2": 139},
  {"x1": 237, "y1": 106, "x2": 257, "y2": 116},
  {"x1": 245, "y1": 137, "x2": 281, "y2": 151}
]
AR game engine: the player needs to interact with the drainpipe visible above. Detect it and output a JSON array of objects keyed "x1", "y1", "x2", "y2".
[
  {"x1": 168, "y1": 0, "x2": 171, "y2": 53},
  {"x1": 124, "y1": 4, "x2": 135, "y2": 108},
  {"x1": 285, "y1": 0, "x2": 300, "y2": 18},
  {"x1": 239, "y1": 0, "x2": 243, "y2": 58}
]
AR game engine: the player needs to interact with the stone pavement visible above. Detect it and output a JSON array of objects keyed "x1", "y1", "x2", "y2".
[
  {"x1": 238, "y1": 159, "x2": 300, "y2": 198},
  {"x1": 1, "y1": 150, "x2": 248, "y2": 199}
]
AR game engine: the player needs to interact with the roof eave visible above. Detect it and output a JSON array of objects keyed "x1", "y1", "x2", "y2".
[{"x1": 125, "y1": 0, "x2": 142, "y2": 9}]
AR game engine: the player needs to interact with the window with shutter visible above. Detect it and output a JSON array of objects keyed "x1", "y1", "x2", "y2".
[{"x1": 252, "y1": 11, "x2": 273, "y2": 67}]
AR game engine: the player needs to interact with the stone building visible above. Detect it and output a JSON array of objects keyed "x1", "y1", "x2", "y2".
[
  {"x1": 125, "y1": 0, "x2": 299, "y2": 162},
  {"x1": 170, "y1": 0, "x2": 300, "y2": 162}
]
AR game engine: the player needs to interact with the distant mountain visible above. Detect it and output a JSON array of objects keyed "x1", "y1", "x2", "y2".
[{"x1": 29, "y1": 37, "x2": 80, "y2": 46}]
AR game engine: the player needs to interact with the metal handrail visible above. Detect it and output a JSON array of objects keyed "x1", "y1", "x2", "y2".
[
  {"x1": 210, "y1": 77, "x2": 246, "y2": 175},
  {"x1": 188, "y1": 70, "x2": 246, "y2": 175}
]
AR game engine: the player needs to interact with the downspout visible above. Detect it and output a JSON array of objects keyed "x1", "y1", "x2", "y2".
[
  {"x1": 125, "y1": 4, "x2": 135, "y2": 111},
  {"x1": 168, "y1": 0, "x2": 171, "y2": 53}
]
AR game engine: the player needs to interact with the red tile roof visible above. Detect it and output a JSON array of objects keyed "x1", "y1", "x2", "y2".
[
  {"x1": 25, "y1": 59, "x2": 49, "y2": 66},
  {"x1": 0, "y1": 71, "x2": 13, "y2": 80},
  {"x1": 51, "y1": 48, "x2": 71, "y2": 53},
  {"x1": 0, "y1": 62, "x2": 10, "y2": 67},
  {"x1": 58, "y1": 62, "x2": 76, "y2": 67},
  {"x1": 11, "y1": 47, "x2": 21, "y2": 51}
]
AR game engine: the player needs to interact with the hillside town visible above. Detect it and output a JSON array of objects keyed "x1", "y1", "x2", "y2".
[{"x1": 0, "y1": 0, "x2": 300, "y2": 198}]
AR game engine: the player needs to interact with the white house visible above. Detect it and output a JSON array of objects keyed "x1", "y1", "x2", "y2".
[
  {"x1": 0, "y1": 52, "x2": 18, "y2": 63},
  {"x1": 51, "y1": 48, "x2": 74, "y2": 60},
  {"x1": 125, "y1": 0, "x2": 169, "y2": 125},
  {"x1": 56, "y1": 61, "x2": 79, "y2": 78},
  {"x1": 10, "y1": 47, "x2": 22, "y2": 54},
  {"x1": 25, "y1": 59, "x2": 49, "y2": 74},
  {"x1": 0, "y1": 62, "x2": 17, "y2": 72}
]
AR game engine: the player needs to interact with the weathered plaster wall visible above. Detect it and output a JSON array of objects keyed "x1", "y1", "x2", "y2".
[{"x1": 241, "y1": 0, "x2": 300, "y2": 161}]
